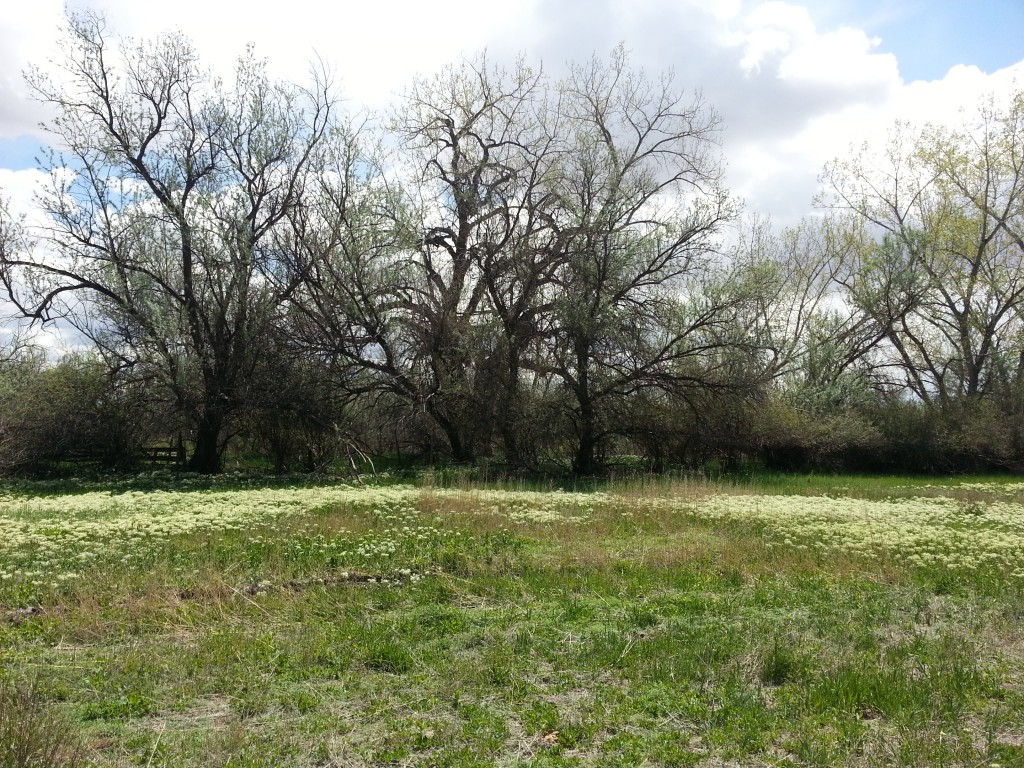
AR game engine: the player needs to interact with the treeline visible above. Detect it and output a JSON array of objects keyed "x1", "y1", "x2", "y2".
[{"x1": 2, "y1": 12, "x2": 1024, "y2": 475}]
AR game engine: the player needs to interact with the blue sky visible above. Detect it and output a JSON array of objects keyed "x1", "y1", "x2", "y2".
[
  {"x1": 0, "y1": 137, "x2": 43, "y2": 173},
  {"x1": 814, "y1": 0, "x2": 1024, "y2": 82}
]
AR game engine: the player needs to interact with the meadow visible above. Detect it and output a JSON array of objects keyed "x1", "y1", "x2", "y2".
[{"x1": 1, "y1": 473, "x2": 1023, "y2": 767}]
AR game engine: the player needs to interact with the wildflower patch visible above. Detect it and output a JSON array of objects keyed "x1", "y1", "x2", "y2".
[
  {"x1": 3, "y1": 482, "x2": 1024, "y2": 597},
  {"x1": 673, "y1": 493, "x2": 1024, "y2": 577}
]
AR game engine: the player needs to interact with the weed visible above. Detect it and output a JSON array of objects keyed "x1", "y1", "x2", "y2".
[
  {"x1": 0, "y1": 678, "x2": 84, "y2": 768},
  {"x1": 758, "y1": 636, "x2": 809, "y2": 686}
]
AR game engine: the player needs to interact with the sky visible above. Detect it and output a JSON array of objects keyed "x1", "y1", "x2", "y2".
[
  {"x1": 0, "y1": 0, "x2": 1022, "y2": 255},
  {"x1": 2, "y1": 0, "x2": 1023, "y2": 223}
]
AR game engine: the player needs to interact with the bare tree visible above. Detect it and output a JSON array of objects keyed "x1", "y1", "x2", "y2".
[
  {"x1": 736, "y1": 214, "x2": 892, "y2": 406},
  {"x1": 0, "y1": 12, "x2": 334, "y2": 471},
  {"x1": 0, "y1": 196, "x2": 31, "y2": 363},
  {"x1": 532, "y1": 47, "x2": 739, "y2": 474},
  {"x1": 390, "y1": 54, "x2": 561, "y2": 462},
  {"x1": 284, "y1": 54, "x2": 563, "y2": 464}
]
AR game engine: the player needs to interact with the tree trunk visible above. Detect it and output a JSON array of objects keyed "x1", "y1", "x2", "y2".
[
  {"x1": 573, "y1": 400, "x2": 599, "y2": 475},
  {"x1": 498, "y1": 346, "x2": 528, "y2": 469},
  {"x1": 500, "y1": 400, "x2": 523, "y2": 468},
  {"x1": 572, "y1": 340, "x2": 599, "y2": 475},
  {"x1": 189, "y1": 409, "x2": 225, "y2": 473},
  {"x1": 428, "y1": 402, "x2": 475, "y2": 463}
]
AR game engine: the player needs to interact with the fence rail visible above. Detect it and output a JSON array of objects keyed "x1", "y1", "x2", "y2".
[{"x1": 139, "y1": 445, "x2": 186, "y2": 465}]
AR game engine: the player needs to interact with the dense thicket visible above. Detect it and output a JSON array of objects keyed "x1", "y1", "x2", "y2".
[{"x1": 3, "y1": 14, "x2": 1024, "y2": 475}]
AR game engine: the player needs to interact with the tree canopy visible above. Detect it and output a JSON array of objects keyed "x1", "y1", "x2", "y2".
[{"x1": 3, "y1": 13, "x2": 1024, "y2": 475}]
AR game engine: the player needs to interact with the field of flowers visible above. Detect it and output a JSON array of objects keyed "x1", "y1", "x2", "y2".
[
  {"x1": 672, "y1": 492, "x2": 1024, "y2": 577},
  {"x1": 0, "y1": 484, "x2": 614, "y2": 599},
  {"x1": 1, "y1": 476, "x2": 1023, "y2": 767},
  {"x1": 0, "y1": 485, "x2": 417, "y2": 592},
  {"x1": 3, "y1": 480, "x2": 1023, "y2": 595}
]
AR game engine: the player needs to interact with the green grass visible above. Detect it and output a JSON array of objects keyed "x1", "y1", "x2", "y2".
[{"x1": 1, "y1": 476, "x2": 1023, "y2": 766}]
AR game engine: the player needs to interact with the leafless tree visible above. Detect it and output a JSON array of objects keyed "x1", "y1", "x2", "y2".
[
  {"x1": 531, "y1": 47, "x2": 740, "y2": 473},
  {"x1": 823, "y1": 100, "x2": 1024, "y2": 408},
  {"x1": 284, "y1": 54, "x2": 564, "y2": 464}
]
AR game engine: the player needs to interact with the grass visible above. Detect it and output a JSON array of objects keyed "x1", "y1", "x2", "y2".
[{"x1": 1, "y1": 475, "x2": 1023, "y2": 766}]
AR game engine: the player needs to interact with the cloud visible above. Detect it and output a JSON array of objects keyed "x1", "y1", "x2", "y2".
[
  {"x1": 0, "y1": 168, "x2": 49, "y2": 226},
  {"x1": 494, "y1": 0, "x2": 913, "y2": 223},
  {"x1": 0, "y1": 0, "x2": 64, "y2": 140},
  {"x1": 69, "y1": 0, "x2": 540, "y2": 108}
]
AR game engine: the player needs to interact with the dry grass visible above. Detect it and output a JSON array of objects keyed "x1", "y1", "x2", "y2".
[{"x1": 0, "y1": 678, "x2": 85, "y2": 768}]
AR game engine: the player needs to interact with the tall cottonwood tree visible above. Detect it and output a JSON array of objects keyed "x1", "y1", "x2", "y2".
[
  {"x1": 738, "y1": 216, "x2": 864, "y2": 382},
  {"x1": 927, "y1": 92, "x2": 1024, "y2": 396},
  {"x1": 285, "y1": 55, "x2": 563, "y2": 464},
  {"x1": 535, "y1": 49, "x2": 739, "y2": 473},
  {"x1": 390, "y1": 55, "x2": 558, "y2": 462},
  {"x1": 0, "y1": 12, "x2": 334, "y2": 471}
]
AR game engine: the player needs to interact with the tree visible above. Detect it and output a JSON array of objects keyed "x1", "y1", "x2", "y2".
[
  {"x1": 0, "y1": 194, "x2": 36, "y2": 360},
  {"x1": 0, "y1": 12, "x2": 334, "y2": 472},
  {"x1": 241, "y1": 325, "x2": 367, "y2": 473},
  {"x1": 533, "y1": 48, "x2": 739, "y2": 474},
  {"x1": 822, "y1": 101, "x2": 1024, "y2": 409},
  {"x1": 813, "y1": 93, "x2": 1024, "y2": 470},
  {"x1": 284, "y1": 54, "x2": 562, "y2": 464},
  {"x1": 0, "y1": 351, "x2": 153, "y2": 473},
  {"x1": 734, "y1": 215, "x2": 881, "y2": 388},
  {"x1": 0, "y1": 346, "x2": 42, "y2": 473},
  {"x1": 926, "y1": 92, "x2": 1024, "y2": 404}
]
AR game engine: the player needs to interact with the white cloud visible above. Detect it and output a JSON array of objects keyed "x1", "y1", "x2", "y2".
[
  {"x1": 715, "y1": 2, "x2": 1021, "y2": 225},
  {"x1": 745, "y1": 1, "x2": 816, "y2": 43},
  {"x1": 0, "y1": 169, "x2": 49, "y2": 227},
  {"x1": 737, "y1": 2, "x2": 898, "y2": 87},
  {"x1": 0, "y1": 0, "x2": 64, "y2": 139},
  {"x1": 72, "y1": 0, "x2": 542, "y2": 109},
  {"x1": 740, "y1": 27, "x2": 793, "y2": 74},
  {"x1": 759, "y1": 60, "x2": 1024, "y2": 220},
  {"x1": 777, "y1": 27, "x2": 897, "y2": 87},
  {"x1": 708, "y1": 0, "x2": 744, "y2": 22}
]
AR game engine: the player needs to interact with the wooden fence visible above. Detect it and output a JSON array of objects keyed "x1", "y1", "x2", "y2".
[{"x1": 138, "y1": 445, "x2": 186, "y2": 465}]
